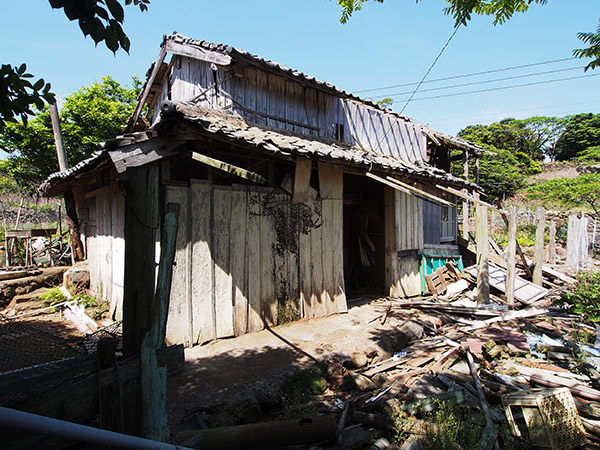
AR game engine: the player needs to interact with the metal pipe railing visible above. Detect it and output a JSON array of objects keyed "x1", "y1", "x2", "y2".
[{"x1": 0, "y1": 406, "x2": 193, "y2": 450}]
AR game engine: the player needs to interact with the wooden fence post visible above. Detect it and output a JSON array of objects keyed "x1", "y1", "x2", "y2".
[
  {"x1": 462, "y1": 152, "x2": 470, "y2": 239},
  {"x1": 549, "y1": 220, "x2": 556, "y2": 265},
  {"x1": 476, "y1": 201, "x2": 489, "y2": 304},
  {"x1": 506, "y1": 206, "x2": 517, "y2": 308},
  {"x1": 141, "y1": 203, "x2": 180, "y2": 442},
  {"x1": 533, "y1": 207, "x2": 545, "y2": 285}
]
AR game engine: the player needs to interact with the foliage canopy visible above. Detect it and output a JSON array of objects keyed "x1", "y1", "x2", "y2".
[
  {"x1": 527, "y1": 173, "x2": 600, "y2": 220},
  {"x1": 554, "y1": 113, "x2": 600, "y2": 161},
  {"x1": 455, "y1": 122, "x2": 543, "y2": 202},
  {"x1": 0, "y1": 76, "x2": 140, "y2": 189},
  {"x1": 0, "y1": 0, "x2": 149, "y2": 131}
]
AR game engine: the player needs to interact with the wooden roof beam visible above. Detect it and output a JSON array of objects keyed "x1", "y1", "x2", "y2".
[
  {"x1": 191, "y1": 151, "x2": 267, "y2": 185},
  {"x1": 365, "y1": 173, "x2": 454, "y2": 207}
]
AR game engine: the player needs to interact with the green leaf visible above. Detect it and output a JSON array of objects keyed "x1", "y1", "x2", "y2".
[
  {"x1": 105, "y1": 0, "x2": 125, "y2": 23},
  {"x1": 33, "y1": 79, "x2": 44, "y2": 91},
  {"x1": 90, "y1": 18, "x2": 106, "y2": 44},
  {"x1": 17, "y1": 63, "x2": 26, "y2": 75}
]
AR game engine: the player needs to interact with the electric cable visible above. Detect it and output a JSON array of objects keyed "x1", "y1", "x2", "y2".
[{"x1": 354, "y1": 57, "x2": 578, "y2": 94}]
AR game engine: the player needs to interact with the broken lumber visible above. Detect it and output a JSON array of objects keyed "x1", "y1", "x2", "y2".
[
  {"x1": 530, "y1": 375, "x2": 600, "y2": 402},
  {"x1": 177, "y1": 415, "x2": 337, "y2": 449},
  {"x1": 352, "y1": 411, "x2": 395, "y2": 431}
]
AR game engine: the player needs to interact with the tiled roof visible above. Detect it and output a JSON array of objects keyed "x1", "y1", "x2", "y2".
[
  {"x1": 38, "y1": 151, "x2": 109, "y2": 195},
  {"x1": 40, "y1": 103, "x2": 476, "y2": 195},
  {"x1": 168, "y1": 103, "x2": 475, "y2": 187}
]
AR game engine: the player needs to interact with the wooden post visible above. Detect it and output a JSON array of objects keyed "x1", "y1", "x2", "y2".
[
  {"x1": 593, "y1": 219, "x2": 597, "y2": 254},
  {"x1": 462, "y1": 151, "x2": 470, "y2": 239},
  {"x1": 500, "y1": 212, "x2": 533, "y2": 280},
  {"x1": 549, "y1": 220, "x2": 557, "y2": 265},
  {"x1": 63, "y1": 189, "x2": 85, "y2": 262},
  {"x1": 533, "y1": 207, "x2": 545, "y2": 285},
  {"x1": 123, "y1": 165, "x2": 160, "y2": 358},
  {"x1": 506, "y1": 206, "x2": 517, "y2": 309},
  {"x1": 476, "y1": 200, "x2": 489, "y2": 304},
  {"x1": 49, "y1": 102, "x2": 69, "y2": 172},
  {"x1": 141, "y1": 203, "x2": 179, "y2": 442}
]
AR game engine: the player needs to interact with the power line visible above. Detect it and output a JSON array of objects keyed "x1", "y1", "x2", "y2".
[
  {"x1": 354, "y1": 57, "x2": 578, "y2": 94},
  {"x1": 373, "y1": 26, "x2": 461, "y2": 152},
  {"x1": 401, "y1": 73, "x2": 600, "y2": 102},
  {"x1": 373, "y1": 65, "x2": 586, "y2": 99},
  {"x1": 428, "y1": 99, "x2": 600, "y2": 125},
  {"x1": 399, "y1": 26, "x2": 461, "y2": 115}
]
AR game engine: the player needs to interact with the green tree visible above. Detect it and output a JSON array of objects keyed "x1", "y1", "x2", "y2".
[
  {"x1": 0, "y1": 76, "x2": 140, "y2": 188},
  {"x1": 527, "y1": 174, "x2": 600, "y2": 220},
  {"x1": 554, "y1": 113, "x2": 600, "y2": 161},
  {"x1": 1, "y1": 0, "x2": 149, "y2": 131},
  {"x1": 336, "y1": 1, "x2": 600, "y2": 70},
  {"x1": 458, "y1": 117, "x2": 563, "y2": 161},
  {"x1": 455, "y1": 125, "x2": 542, "y2": 202}
]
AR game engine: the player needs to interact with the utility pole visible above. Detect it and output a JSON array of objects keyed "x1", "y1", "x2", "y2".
[
  {"x1": 49, "y1": 101, "x2": 84, "y2": 262},
  {"x1": 49, "y1": 102, "x2": 68, "y2": 171}
]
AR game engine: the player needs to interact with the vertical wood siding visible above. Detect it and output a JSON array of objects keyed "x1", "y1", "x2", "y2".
[
  {"x1": 384, "y1": 187, "x2": 424, "y2": 298},
  {"x1": 165, "y1": 182, "x2": 346, "y2": 347},
  {"x1": 86, "y1": 186, "x2": 125, "y2": 319},
  {"x1": 156, "y1": 58, "x2": 428, "y2": 163}
]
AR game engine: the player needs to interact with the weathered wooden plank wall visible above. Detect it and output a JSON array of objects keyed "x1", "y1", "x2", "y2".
[
  {"x1": 164, "y1": 182, "x2": 346, "y2": 347},
  {"x1": 109, "y1": 182, "x2": 125, "y2": 320},
  {"x1": 85, "y1": 185, "x2": 125, "y2": 319},
  {"x1": 155, "y1": 58, "x2": 429, "y2": 163},
  {"x1": 384, "y1": 187, "x2": 424, "y2": 298}
]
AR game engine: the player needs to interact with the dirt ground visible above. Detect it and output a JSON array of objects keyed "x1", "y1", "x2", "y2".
[{"x1": 167, "y1": 296, "x2": 421, "y2": 426}]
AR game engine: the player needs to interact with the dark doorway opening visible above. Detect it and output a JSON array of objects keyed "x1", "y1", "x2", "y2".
[{"x1": 343, "y1": 174, "x2": 386, "y2": 296}]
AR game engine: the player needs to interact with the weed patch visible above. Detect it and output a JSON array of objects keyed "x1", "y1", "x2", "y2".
[{"x1": 556, "y1": 272, "x2": 600, "y2": 324}]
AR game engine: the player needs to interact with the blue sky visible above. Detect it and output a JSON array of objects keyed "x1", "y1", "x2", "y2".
[{"x1": 1, "y1": 0, "x2": 599, "y2": 137}]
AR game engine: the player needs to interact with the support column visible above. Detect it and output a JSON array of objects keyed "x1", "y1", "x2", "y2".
[{"x1": 462, "y1": 151, "x2": 470, "y2": 239}]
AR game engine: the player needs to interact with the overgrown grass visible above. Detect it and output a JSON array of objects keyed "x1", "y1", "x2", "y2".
[
  {"x1": 39, "y1": 286, "x2": 109, "y2": 320},
  {"x1": 556, "y1": 272, "x2": 600, "y2": 324},
  {"x1": 421, "y1": 399, "x2": 482, "y2": 450},
  {"x1": 281, "y1": 366, "x2": 326, "y2": 418}
]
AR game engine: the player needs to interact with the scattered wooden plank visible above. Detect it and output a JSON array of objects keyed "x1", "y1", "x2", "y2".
[{"x1": 465, "y1": 264, "x2": 548, "y2": 305}]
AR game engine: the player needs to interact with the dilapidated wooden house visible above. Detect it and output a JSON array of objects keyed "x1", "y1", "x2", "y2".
[{"x1": 40, "y1": 33, "x2": 482, "y2": 350}]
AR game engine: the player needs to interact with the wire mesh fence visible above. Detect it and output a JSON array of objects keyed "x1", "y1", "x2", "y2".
[{"x1": 0, "y1": 317, "x2": 122, "y2": 374}]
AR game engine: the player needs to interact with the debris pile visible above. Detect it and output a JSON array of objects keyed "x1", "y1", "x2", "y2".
[{"x1": 174, "y1": 267, "x2": 600, "y2": 450}]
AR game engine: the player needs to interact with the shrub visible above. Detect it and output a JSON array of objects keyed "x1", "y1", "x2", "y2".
[{"x1": 557, "y1": 272, "x2": 600, "y2": 323}]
